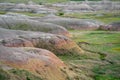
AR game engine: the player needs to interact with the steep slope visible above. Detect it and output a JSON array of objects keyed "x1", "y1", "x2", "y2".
[
  {"x1": 0, "y1": 27, "x2": 82, "y2": 80},
  {"x1": 0, "y1": 28, "x2": 83, "y2": 55},
  {"x1": 0, "y1": 45, "x2": 78, "y2": 80}
]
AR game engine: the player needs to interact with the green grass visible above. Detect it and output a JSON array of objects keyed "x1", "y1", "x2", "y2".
[
  {"x1": 12, "y1": 12, "x2": 46, "y2": 17},
  {"x1": 71, "y1": 30, "x2": 120, "y2": 59},
  {"x1": 17, "y1": 12, "x2": 46, "y2": 17},
  {"x1": 0, "y1": 11, "x2": 46, "y2": 17},
  {"x1": 70, "y1": 0, "x2": 101, "y2": 1},
  {"x1": 9, "y1": 69, "x2": 42, "y2": 80},
  {"x1": 0, "y1": 68, "x2": 20, "y2": 80},
  {"x1": 58, "y1": 30, "x2": 120, "y2": 80},
  {"x1": 71, "y1": 31, "x2": 120, "y2": 44},
  {"x1": 0, "y1": 11, "x2": 6, "y2": 15},
  {"x1": 0, "y1": 11, "x2": 44, "y2": 18},
  {"x1": 93, "y1": 64, "x2": 120, "y2": 80},
  {"x1": 70, "y1": 0, "x2": 119, "y2": 1},
  {"x1": 71, "y1": 30, "x2": 120, "y2": 80},
  {"x1": 81, "y1": 43, "x2": 120, "y2": 54},
  {"x1": 62, "y1": 12, "x2": 120, "y2": 24},
  {"x1": 71, "y1": 31, "x2": 120, "y2": 55},
  {"x1": 0, "y1": 68, "x2": 43, "y2": 80}
]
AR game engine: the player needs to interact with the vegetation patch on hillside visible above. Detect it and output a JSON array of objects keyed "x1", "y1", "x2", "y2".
[
  {"x1": 58, "y1": 30, "x2": 120, "y2": 80},
  {"x1": 61, "y1": 12, "x2": 120, "y2": 24}
]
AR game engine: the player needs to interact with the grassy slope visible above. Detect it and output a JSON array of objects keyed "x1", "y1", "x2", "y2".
[
  {"x1": 61, "y1": 12, "x2": 120, "y2": 24},
  {"x1": 0, "y1": 68, "x2": 42, "y2": 80},
  {"x1": 58, "y1": 30, "x2": 120, "y2": 80},
  {"x1": 0, "y1": 11, "x2": 46, "y2": 17}
]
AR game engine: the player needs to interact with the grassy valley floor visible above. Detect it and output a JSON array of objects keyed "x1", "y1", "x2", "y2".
[
  {"x1": 58, "y1": 30, "x2": 120, "y2": 80},
  {"x1": 61, "y1": 11, "x2": 120, "y2": 24}
]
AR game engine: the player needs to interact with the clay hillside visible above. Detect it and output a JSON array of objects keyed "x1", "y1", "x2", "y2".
[{"x1": 0, "y1": 0, "x2": 120, "y2": 80}]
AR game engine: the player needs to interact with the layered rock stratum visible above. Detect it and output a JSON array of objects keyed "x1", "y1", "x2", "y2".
[
  {"x1": 0, "y1": 14, "x2": 70, "y2": 37},
  {"x1": 0, "y1": 28, "x2": 83, "y2": 54},
  {"x1": 34, "y1": 15, "x2": 103, "y2": 30},
  {"x1": 100, "y1": 22, "x2": 120, "y2": 31},
  {"x1": 0, "y1": 28, "x2": 82, "y2": 80}
]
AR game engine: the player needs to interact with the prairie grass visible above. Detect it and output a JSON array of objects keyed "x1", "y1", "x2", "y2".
[
  {"x1": 58, "y1": 30, "x2": 120, "y2": 80},
  {"x1": 62, "y1": 12, "x2": 120, "y2": 24}
]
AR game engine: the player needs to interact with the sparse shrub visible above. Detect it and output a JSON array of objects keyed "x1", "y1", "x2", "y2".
[
  {"x1": 58, "y1": 12, "x2": 64, "y2": 16},
  {"x1": 26, "y1": 77, "x2": 31, "y2": 80},
  {"x1": 0, "y1": 11, "x2": 6, "y2": 15},
  {"x1": 39, "y1": 2, "x2": 43, "y2": 5},
  {"x1": 1, "y1": 40, "x2": 6, "y2": 44},
  {"x1": 10, "y1": 69, "x2": 42, "y2": 80},
  {"x1": 11, "y1": 24, "x2": 29, "y2": 30}
]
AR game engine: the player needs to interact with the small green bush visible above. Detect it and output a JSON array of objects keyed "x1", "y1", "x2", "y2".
[{"x1": 58, "y1": 12, "x2": 64, "y2": 16}]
